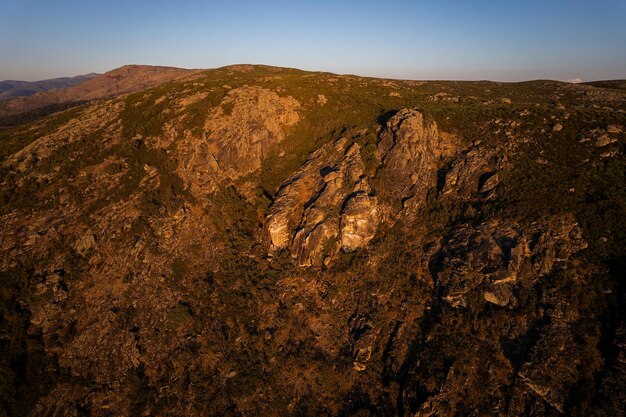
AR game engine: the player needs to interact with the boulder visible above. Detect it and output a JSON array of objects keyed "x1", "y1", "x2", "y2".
[
  {"x1": 74, "y1": 232, "x2": 96, "y2": 256},
  {"x1": 596, "y1": 134, "x2": 617, "y2": 147},
  {"x1": 484, "y1": 282, "x2": 514, "y2": 307}
]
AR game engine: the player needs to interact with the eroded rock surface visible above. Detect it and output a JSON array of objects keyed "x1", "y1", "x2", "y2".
[
  {"x1": 340, "y1": 192, "x2": 379, "y2": 250},
  {"x1": 377, "y1": 109, "x2": 456, "y2": 209},
  {"x1": 267, "y1": 109, "x2": 455, "y2": 266},
  {"x1": 433, "y1": 215, "x2": 587, "y2": 308},
  {"x1": 267, "y1": 138, "x2": 376, "y2": 266},
  {"x1": 177, "y1": 86, "x2": 300, "y2": 197}
]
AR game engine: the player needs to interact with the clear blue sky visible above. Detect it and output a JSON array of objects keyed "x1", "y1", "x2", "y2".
[{"x1": 1, "y1": 0, "x2": 625, "y2": 81}]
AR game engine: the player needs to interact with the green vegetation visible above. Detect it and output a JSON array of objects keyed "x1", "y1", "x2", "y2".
[
  {"x1": 493, "y1": 107, "x2": 626, "y2": 264},
  {"x1": 583, "y1": 79, "x2": 626, "y2": 91}
]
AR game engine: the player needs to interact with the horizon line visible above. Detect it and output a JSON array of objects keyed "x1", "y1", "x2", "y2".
[{"x1": 3, "y1": 63, "x2": 625, "y2": 85}]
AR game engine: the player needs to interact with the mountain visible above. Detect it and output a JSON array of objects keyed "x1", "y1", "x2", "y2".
[
  {"x1": 0, "y1": 73, "x2": 100, "y2": 100},
  {"x1": 0, "y1": 65, "x2": 201, "y2": 119},
  {"x1": 0, "y1": 65, "x2": 624, "y2": 417}
]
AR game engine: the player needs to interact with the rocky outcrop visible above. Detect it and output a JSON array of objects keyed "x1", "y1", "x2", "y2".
[
  {"x1": 440, "y1": 147, "x2": 502, "y2": 199},
  {"x1": 267, "y1": 138, "x2": 376, "y2": 266},
  {"x1": 266, "y1": 109, "x2": 456, "y2": 266},
  {"x1": 177, "y1": 86, "x2": 300, "y2": 197},
  {"x1": 432, "y1": 215, "x2": 587, "y2": 308},
  {"x1": 377, "y1": 109, "x2": 456, "y2": 209},
  {"x1": 267, "y1": 109, "x2": 440, "y2": 265},
  {"x1": 204, "y1": 86, "x2": 300, "y2": 177},
  {"x1": 517, "y1": 323, "x2": 585, "y2": 413},
  {"x1": 340, "y1": 192, "x2": 379, "y2": 250}
]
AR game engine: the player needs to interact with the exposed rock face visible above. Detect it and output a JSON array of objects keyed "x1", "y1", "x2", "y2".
[
  {"x1": 267, "y1": 138, "x2": 375, "y2": 266},
  {"x1": 340, "y1": 192, "x2": 379, "y2": 250},
  {"x1": 441, "y1": 146, "x2": 501, "y2": 199},
  {"x1": 433, "y1": 215, "x2": 588, "y2": 308},
  {"x1": 177, "y1": 86, "x2": 300, "y2": 197},
  {"x1": 204, "y1": 86, "x2": 300, "y2": 177},
  {"x1": 479, "y1": 172, "x2": 499, "y2": 192},
  {"x1": 377, "y1": 109, "x2": 455, "y2": 209},
  {"x1": 267, "y1": 108, "x2": 453, "y2": 266}
]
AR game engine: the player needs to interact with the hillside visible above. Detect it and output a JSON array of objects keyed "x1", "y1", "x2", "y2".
[
  {"x1": 0, "y1": 74, "x2": 100, "y2": 101},
  {"x1": 0, "y1": 65, "x2": 201, "y2": 119},
  {"x1": 583, "y1": 79, "x2": 626, "y2": 91},
  {"x1": 0, "y1": 65, "x2": 624, "y2": 417}
]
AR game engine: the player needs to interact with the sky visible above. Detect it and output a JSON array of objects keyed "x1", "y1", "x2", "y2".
[{"x1": 1, "y1": 0, "x2": 625, "y2": 82}]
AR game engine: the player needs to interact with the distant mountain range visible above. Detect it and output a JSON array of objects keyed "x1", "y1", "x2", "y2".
[
  {"x1": 0, "y1": 65, "x2": 201, "y2": 119},
  {"x1": 0, "y1": 73, "x2": 99, "y2": 100}
]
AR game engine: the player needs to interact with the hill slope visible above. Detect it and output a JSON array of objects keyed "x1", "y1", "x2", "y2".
[
  {"x1": 0, "y1": 73, "x2": 100, "y2": 100},
  {"x1": 0, "y1": 65, "x2": 201, "y2": 119},
  {"x1": 0, "y1": 65, "x2": 624, "y2": 417}
]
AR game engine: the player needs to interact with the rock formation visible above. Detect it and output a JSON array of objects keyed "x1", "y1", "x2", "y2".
[
  {"x1": 0, "y1": 65, "x2": 623, "y2": 417},
  {"x1": 177, "y1": 86, "x2": 300, "y2": 197}
]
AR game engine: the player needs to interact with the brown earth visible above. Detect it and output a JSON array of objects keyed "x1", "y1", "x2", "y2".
[
  {"x1": 0, "y1": 65, "x2": 202, "y2": 119},
  {"x1": 0, "y1": 65, "x2": 624, "y2": 417}
]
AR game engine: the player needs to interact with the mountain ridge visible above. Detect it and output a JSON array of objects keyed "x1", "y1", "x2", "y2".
[
  {"x1": 0, "y1": 73, "x2": 100, "y2": 100},
  {"x1": 0, "y1": 65, "x2": 202, "y2": 119},
  {"x1": 3, "y1": 63, "x2": 626, "y2": 123}
]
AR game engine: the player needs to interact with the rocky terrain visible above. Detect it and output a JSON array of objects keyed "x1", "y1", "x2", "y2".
[{"x1": 0, "y1": 65, "x2": 624, "y2": 416}]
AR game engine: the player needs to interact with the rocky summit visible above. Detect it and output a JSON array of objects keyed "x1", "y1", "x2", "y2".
[{"x1": 0, "y1": 65, "x2": 624, "y2": 416}]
